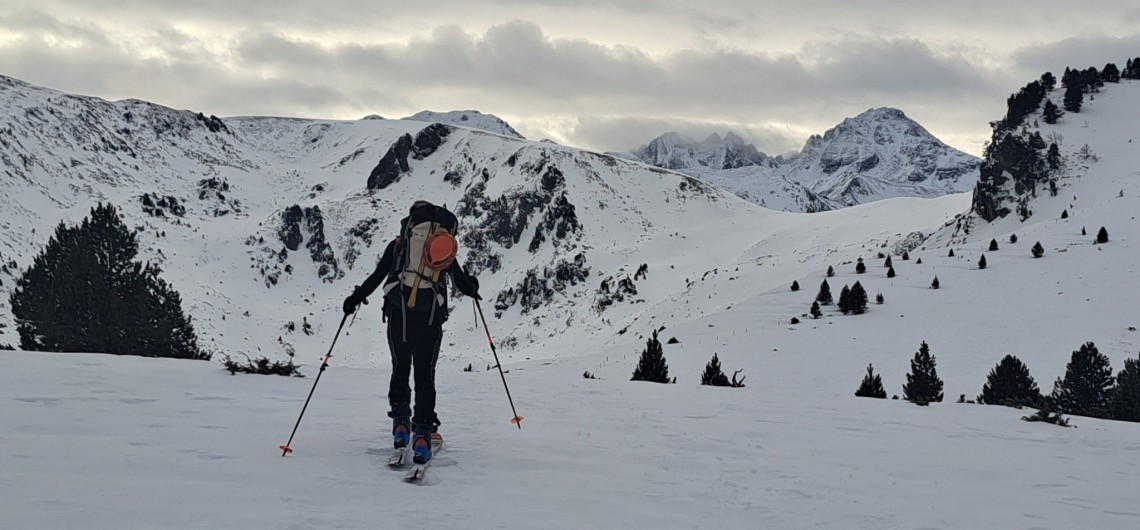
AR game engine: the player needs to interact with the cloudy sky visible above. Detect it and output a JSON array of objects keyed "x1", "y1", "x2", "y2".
[{"x1": 1, "y1": 1, "x2": 1138, "y2": 156}]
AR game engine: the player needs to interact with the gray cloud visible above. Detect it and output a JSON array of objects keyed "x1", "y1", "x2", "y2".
[
  {"x1": 1011, "y1": 35, "x2": 1140, "y2": 75},
  {"x1": 1, "y1": 3, "x2": 1138, "y2": 158}
]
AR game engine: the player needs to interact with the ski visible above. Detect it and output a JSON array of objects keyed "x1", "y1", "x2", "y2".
[
  {"x1": 404, "y1": 433, "x2": 443, "y2": 483},
  {"x1": 387, "y1": 447, "x2": 406, "y2": 467}
]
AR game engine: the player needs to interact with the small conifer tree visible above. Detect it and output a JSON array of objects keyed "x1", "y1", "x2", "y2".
[
  {"x1": 1096, "y1": 226, "x2": 1109, "y2": 244},
  {"x1": 884, "y1": 255, "x2": 892, "y2": 268},
  {"x1": 838, "y1": 284, "x2": 852, "y2": 314},
  {"x1": 978, "y1": 254, "x2": 987, "y2": 269},
  {"x1": 887, "y1": 266, "x2": 895, "y2": 278},
  {"x1": 849, "y1": 281, "x2": 869, "y2": 314},
  {"x1": 1050, "y1": 341, "x2": 1115, "y2": 418},
  {"x1": 701, "y1": 353, "x2": 730, "y2": 386},
  {"x1": 826, "y1": 265, "x2": 835, "y2": 277},
  {"x1": 903, "y1": 341, "x2": 944, "y2": 404},
  {"x1": 816, "y1": 279, "x2": 833, "y2": 306},
  {"x1": 1081, "y1": 226, "x2": 1087, "y2": 236},
  {"x1": 875, "y1": 292, "x2": 884, "y2": 304},
  {"x1": 10, "y1": 203, "x2": 206, "y2": 359},
  {"x1": 978, "y1": 354, "x2": 1042, "y2": 408},
  {"x1": 1032, "y1": 241, "x2": 1044, "y2": 258},
  {"x1": 916, "y1": 257, "x2": 922, "y2": 264},
  {"x1": 855, "y1": 259, "x2": 866, "y2": 274},
  {"x1": 989, "y1": 239, "x2": 999, "y2": 251},
  {"x1": 930, "y1": 276, "x2": 940, "y2": 289},
  {"x1": 810, "y1": 301, "x2": 822, "y2": 319},
  {"x1": 1010, "y1": 233, "x2": 1018, "y2": 244},
  {"x1": 948, "y1": 249, "x2": 955, "y2": 257},
  {"x1": 1061, "y1": 209, "x2": 1069, "y2": 219},
  {"x1": 902, "y1": 251, "x2": 910, "y2": 261},
  {"x1": 790, "y1": 280, "x2": 800, "y2": 292},
  {"x1": 1111, "y1": 357, "x2": 1140, "y2": 422},
  {"x1": 631, "y1": 329, "x2": 670, "y2": 383},
  {"x1": 855, "y1": 364, "x2": 887, "y2": 398}
]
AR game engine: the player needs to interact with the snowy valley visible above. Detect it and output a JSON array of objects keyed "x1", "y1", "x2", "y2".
[{"x1": 3, "y1": 68, "x2": 1140, "y2": 529}]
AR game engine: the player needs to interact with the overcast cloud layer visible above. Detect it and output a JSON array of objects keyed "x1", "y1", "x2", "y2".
[{"x1": 2, "y1": 1, "x2": 1138, "y2": 155}]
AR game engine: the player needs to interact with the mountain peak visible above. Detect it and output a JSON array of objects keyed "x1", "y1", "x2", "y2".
[
  {"x1": 401, "y1": 110, "x2": 524, "y2": 139},
  {"x1": 633, "y1": 131, "x2": 768, "y2": 170}
]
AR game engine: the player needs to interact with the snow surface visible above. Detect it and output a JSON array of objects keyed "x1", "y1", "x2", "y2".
[
  {"x1": 3, "y1": 77, "x2": 1140, "y2": 529},
  {"x1": 402, "y1": 110, "x2": 525, "y2": 139}
]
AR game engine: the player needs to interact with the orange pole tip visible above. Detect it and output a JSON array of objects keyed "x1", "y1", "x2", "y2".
[{"x1": 279, "y1": 445, "x2": 293, "y2": 454}]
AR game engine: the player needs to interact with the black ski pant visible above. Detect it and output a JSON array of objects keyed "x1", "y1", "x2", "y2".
[{"x1": 386, "y1": 309, "x2": 443, "y2": 436}]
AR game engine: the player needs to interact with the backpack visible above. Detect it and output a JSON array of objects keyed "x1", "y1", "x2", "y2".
[{"x1": 382, "y1": 202, "x2": 459, "y2": 311}]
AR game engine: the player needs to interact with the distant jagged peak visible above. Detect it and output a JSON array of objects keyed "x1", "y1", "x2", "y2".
[
  {"x1": 401, "y1": 110, "x2": 524, "y2": 139},
  {"x1": 633, "y1": 130, "x2": 769, "y2": 170}
]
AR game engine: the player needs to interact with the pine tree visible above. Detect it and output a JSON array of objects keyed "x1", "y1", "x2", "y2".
[
  {"x1": 1031, "y1": 241, "x2": 1044, "y2": 258},
  {"x1": 826, "y1": 265, "x2": 835, "y2": 277},
  {"x1": 855, "y1": 364, "x2": 887, "y2": 398},
  {"x1": 902, "y1": 251, "x2": 910, "y2": 260},
  {"x1": 1047, "y1": 143, "x2": 1062, "y2": 170},
  {"x1": 790, "y1": 280, "x2": 800, "y2": 291},
  {"x1": 948, "y1": 249, "x2": 955, "y2": 257},
  {"x1": 849, "y1": 281, "x2": 869, "y2": 315},
  {"x1": 903, "y1": 342, "x2": 944, "y2": 404},
  {"x1": 810, "y1": 301, "x2": 822, "y2": 319},
  {"x1": 989, "y1": 239, "x2": 999, "y2": 251},
  {"x1": 837, "y1": 284, "x2": 852, "y2": 314},
  {"x1": 816, "y1": 279, "x2": 833, "y2": 306},
  {"x1": 1050, "y1": 342, "x2": 1115, "y2": 418},
  {"x1": 631, "y1": 329, "x2": 670, "y2": 383},
  {"x1": 1063, "y1": 82, "x2": 1083, "y2": 113},
  {"x1": 1096, "y1": 226, "x2": 1109, "y2": 244},
  {"x1": 700, "y1": 353, "x2": 730, "y2": 386},
  {"x1": 1041, "y1": 71, "x2": 1056, "y2": 91},
  {"x1": 978, "y1": 254, "x2": 987, "y2": 269},
  {"x1": 930, "y1": 276, "x2": 939, "y2": 289},
  {"x1": 1010, "y1": 233, "x2": 1018, "y2": 244},
  {"x1": 916, "y1": 257, "x2": 922, "y2": 264},
  {"x1": 884, "y1": 255, "x2": 892, "y2": 268},
  {"x1": 1042, "y1": 99, "x2": 1063, "y2": 124},
  {"x1": 887, "y1": 266, "x2": 895, "y2": 278},
  {"x1": 9, "y1": 203, "x2": 206, "y2": 359},
  {"x1": 978, "y1": 355, "x2": 1042, "y2": 408},
  {"x1": 1111, "y1": 357, "x2": 1140, "y2": 422},
  {"x1": 875, "y1": 292, "x2": 884, "y2": 304},
  {"x1": 855, "y1": 258, "x2": 866, "y2": 274},
  {"x1": 1101, "y1": 62, "x2": 1121, "y2": 82},
  {"x1": 1061, "y1": 209, "x2": 1068, "y2": 219}
]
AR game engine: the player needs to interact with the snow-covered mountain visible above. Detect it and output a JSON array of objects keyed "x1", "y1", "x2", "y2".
[
  {"x1": 4, "y1": 71, "x2": 1140, "y2": 530},
  {"x1": 630, "y1": 108, "x2": 981, "y2": 212},
  {"x1": 633, "y1": 131, "x2": 769, "y2": 170},
  {"x1": 0, "y1": 73, "x2": 775, "y2": 362},
  {"x1": 401, "y1": 110, "x2": 524, "y2": 139}
]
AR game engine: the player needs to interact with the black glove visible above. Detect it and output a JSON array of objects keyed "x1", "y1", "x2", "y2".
[
  {"x1": 468, "y1": 276, "x2": 481, "y2": 300},
  {"x1": 343, "y1": 288, "x2": 368, "y2": 315}
]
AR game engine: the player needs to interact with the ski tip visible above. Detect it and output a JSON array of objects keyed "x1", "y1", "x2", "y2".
[{"x1": 279, "y1": 444, "x2": 293, "y2": 455}]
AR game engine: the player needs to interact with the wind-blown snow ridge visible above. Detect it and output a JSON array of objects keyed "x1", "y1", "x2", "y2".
[{"x1": 402, "y1": 109, "x2": 524, "y2": 139}]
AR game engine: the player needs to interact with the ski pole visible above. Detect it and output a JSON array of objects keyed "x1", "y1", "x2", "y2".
[
  {"x1": 279, "y1": 311, "x2": 351, "y2": 456},
  {"x1": 474, "y1": 299, "x2": 524, "y2": 429}
]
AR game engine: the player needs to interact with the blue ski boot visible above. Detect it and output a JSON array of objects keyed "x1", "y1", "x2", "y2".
[
  {"x1": 392, "y1": 420, "x2": 410, "y2": 449},
  {"x1": 412, "y1": 433, "x2": 432, "y2": 464}
]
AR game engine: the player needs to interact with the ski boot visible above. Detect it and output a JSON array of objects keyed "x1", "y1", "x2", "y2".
[
  {"x1": 412, "y1": 433, "x2": 432, "y2": 464},
  {"x1": 392, "y1": 420, "x2": 410, "y2": 449}
]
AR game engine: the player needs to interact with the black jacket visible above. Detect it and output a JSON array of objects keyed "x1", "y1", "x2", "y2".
[{"x1": 352, "y1": 238, "x2": 479, "y2": 320}]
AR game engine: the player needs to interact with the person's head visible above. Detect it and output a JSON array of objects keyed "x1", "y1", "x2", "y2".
[{"x1": 410, "y1": 200, "x2": 434, "y2": 214}]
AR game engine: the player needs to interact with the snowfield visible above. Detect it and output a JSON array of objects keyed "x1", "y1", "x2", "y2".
[{"x1": 2, "y1": 77, "x2": 1140, "y2": 529}]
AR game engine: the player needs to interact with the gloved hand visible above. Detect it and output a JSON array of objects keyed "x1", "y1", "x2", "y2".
[
  {"x1": 468, "y1": 276, "x2": 481, "y2": 301},
  {"x1": 343, "y1": 289, "x2": 368, "y2": 315}
]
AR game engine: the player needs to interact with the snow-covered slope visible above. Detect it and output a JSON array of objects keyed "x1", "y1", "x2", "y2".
[
  {"x1": 401, "y1": 109, "x2": 524, "y2": 139},
  {"x1": 3, "y1": 74, "x2": 1140, "y2": 529},
  {"x1": 630, "y1": 108, "x2": 981, "y2": 212}
]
